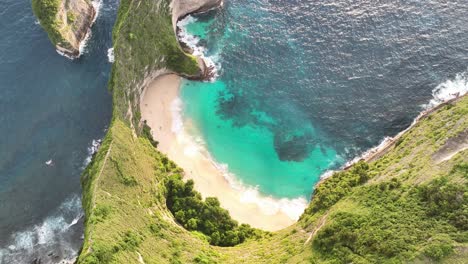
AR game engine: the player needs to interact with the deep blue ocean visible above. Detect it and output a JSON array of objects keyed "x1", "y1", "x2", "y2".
[
  {"x1": 0, "y1": 0, "x2": 116, "y2": 262},
  {"x1": 1, "y1": 0, "x2": 468, "y2": 262}
]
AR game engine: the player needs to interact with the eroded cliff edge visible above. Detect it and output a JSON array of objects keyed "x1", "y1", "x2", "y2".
[
  {"x1": 77, "y1": 0, "x2": 468, "y2": 263},
  {"x1": 32, "y1": 0, "x2": 96, "y2": 58}
]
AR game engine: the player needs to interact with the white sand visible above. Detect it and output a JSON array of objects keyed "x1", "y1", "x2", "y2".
[{"x1": 140, "y1": 74, "x2": 296, "y2": 231}]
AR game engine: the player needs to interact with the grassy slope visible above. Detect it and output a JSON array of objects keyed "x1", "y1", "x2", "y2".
[
  {"x1": 109, "y1": 0, "x2": 200, "y2": 130},
  {"x1": 78, "y1": 0, "x2": 468, "y2": 263}
]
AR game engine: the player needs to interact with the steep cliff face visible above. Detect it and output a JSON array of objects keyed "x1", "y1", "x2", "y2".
[
  {"x1": 108, "y1": 0, "x2": 221, "y2": 133},
  {"x1": 32, "y1": 0, "x2": 96, "y2": 58},
  {"x1": 171, "y1": 0, "x2": 223, "y2": 29}
]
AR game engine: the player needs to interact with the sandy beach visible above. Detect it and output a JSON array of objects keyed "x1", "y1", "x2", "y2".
[{"x1": 140, "y1": 74, "x2": 297, "y2": 231}]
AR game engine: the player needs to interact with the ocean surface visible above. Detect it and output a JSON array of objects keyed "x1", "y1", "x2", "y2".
[
  {"x1": 0, "y1": 0, "x2": 116, "y2": 262},
  {"x1": 0, "y1": 0, "x2": 468, "y2": 262},
  {"x1": 178, "y1": 0, "x2": 468, "y2": 201}
]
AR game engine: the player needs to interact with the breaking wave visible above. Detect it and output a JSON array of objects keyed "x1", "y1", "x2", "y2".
[
  {"x1": 0, "y1": 195, "x2": 84, "y2": 264},
  {"x1": 170, "y1": 97, "x2": 307, "y2": 220}
]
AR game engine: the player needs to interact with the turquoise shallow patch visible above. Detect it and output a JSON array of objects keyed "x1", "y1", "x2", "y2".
[
  {"x1": 179, "y1": 13, "x2": 343, "y2": 199},
  {"x1": 181, "y1": 79, "x2": 339, "y2": 199}
]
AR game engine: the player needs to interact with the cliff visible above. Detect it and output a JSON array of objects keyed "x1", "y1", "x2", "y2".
[
  {"x1": 77, "y1": 0, "x2": 468, "y2": 263},
  {"x1": 32, "y1": 0, "x2": 96, "y2": 58},
  {"x1": 171, "y1": 0, "x2": 223, "y2": 30}
]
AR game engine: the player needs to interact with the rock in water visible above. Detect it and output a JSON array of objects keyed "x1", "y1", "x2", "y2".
[{"x1": 32, "y1": 0, "x2": 96, "y2": 58}]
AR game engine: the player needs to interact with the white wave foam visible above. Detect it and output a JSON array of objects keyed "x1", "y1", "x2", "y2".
[
  {"x1": 170, "y1": 97, "x2": 185, "y2": 134},
  {"x1": 67, "y1": 212, "x2": 84, "y2": 229},
  {"x1": 78, "y1": 0, "x2": 102, "y2": 56},
  {"x1": 209, "y1": 157, "x2": 307, "y2": 220},
  {"x1": 176, "y1": 16, "x2": 220, "y2": 81},
  {"x1": 170, "y1": 97, "x2": 307, "y2": 220},
  {"x1": 344, "y1": 136, "x2": 393, "y2": 168},
  {"x1": 56, "y1": 0, "x2": 102, "y2": 59},
  {"x1": 319, "y1": 170, "x2": 335, "y2": 180},
  {"x1": 424, "y1": 71, "x2": 468, "y2": 109},
  {"x1": 107, "y1": 47, "x2": 115, "y2": 63},
  {"x1": 83, "y1": 138, "x2": 102, "y2": 167},
  {"x1": 55, "y1": 48, "x2": 77, "y2": 60},
  {"x1": 339, "y1": 70, "x2": 468, "y2": 172},
  {"x1": 0, "y1": 195, "x2": 83, "y2": 263}
]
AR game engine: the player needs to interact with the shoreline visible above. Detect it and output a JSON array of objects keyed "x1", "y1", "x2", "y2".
[
  {"x1": 317, "y1": 92, "x2": 468, "y2": 185},
  {"x1": 56, "y1": 0, "x2": 101, "y2": 59},
  {"x1": 354, "y1": 93, "x2": 467, "y2": 165},
  {"x1": 140, "y1": 74, "x2": 297, "y2": 231},
  {"x1": 141, "y1": 0, "x2": 468, "y2": 231}
]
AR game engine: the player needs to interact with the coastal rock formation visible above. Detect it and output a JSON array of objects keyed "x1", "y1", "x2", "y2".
[
  {"x1": 76, "y1": 0, "x2": 468, "y2": 262},
  {"x1": 172, "y1": 0, "x2": 223, "y2": 79},
  {"x1": 103, "y1": 0, "x2": 222, "y2": 132},
  {"x1": 32, "y1": 0, "x2": 96, "y2": 58},
  {"x1": 171, "y1": 0, "x2": 223, "y2": 30}
]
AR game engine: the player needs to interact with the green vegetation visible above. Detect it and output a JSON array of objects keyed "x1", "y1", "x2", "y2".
[
  {"x1": 312, "y1": 176, "x2": 466, "y2": 263},
  {"x1": 109, "y1": 0, "x2": 201, "y2": 130},
  {"x1": 31, "y1": 0, "x2": 64, "y2": 45},
  {"x1": 302, "y1": 161, "x2": 371, "y2": 215},
  {"x1": 77, "y1": 0, "x2": 468, "y2": 262},
  {"x1": 165, "y1": 175, "x2": 264, "y2": 246},
  {"x1": 67, "y1": 11, "x2": 76, "y2": 23},
  {"x1": 78, "y1": 96, "x2": 467, "y2": 263},
  {"x1": 142, "y1": 121, "x2": 158, "y2": 148}
]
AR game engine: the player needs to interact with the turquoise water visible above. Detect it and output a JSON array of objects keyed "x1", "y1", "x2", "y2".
[
  {"x1": 180, "y1": 0, "x2": 468, "y2": 200},
  {"x1": 182, "y1": 16, "x2": 340, "y2": 199},
  {"x1": 182, "y1": 79, "x2": 338, "y2": 198},
  {"x1": 0, "y1": 0, "x2": 467, "y2": 261}
]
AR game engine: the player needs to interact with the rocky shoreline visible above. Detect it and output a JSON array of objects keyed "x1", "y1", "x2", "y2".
[
  {"x1": 172, "y1": 0, "x2": 223, "y2": 80},
  {"x1": 317, "y1": 93, "x2": 468, "y2": 186},
  {"x1": 56, "y1": 0, "x2": 98, "y2": 58},
  {"x1": 33, "y1": 0, "x2": 98, "y2": 59}
]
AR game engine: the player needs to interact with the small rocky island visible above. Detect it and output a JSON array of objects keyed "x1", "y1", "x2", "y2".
[{"x1": 32, "y1": 0, "x2": 96, "y2": 58}]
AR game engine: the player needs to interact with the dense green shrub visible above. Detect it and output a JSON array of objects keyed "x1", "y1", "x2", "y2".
[
  {"x1": 31, "y1": 0, "x2": 64, "y2": 45},
  {"x1": 418, "y1": 176, "x2": 468, "y2": 230},
  {"x1": 305, "y1": 161, "x2": 370, "y2": 214},
  {"x1": 80, "y1": 242, "x2": 115, "y2": 264},
  {"x1": 93, "y1": 204, "x2": 112, "y2": 223},
  {"x1": 312, "y1": 174, "x2": 467, "y2": 263},
  {"x1": 422, "y1": 235, "x2": 455, "y2": 261},
  {"x1": 119, "y1": 231, "x2": 145, "y2": 251},
  {"x1": 142, "y1": 121, "x2": 158, "y2": 148},
  {"x1": 165, "y1": 174, "x2": 264, "y2": 246},
  {"x1": 452, "y1": 162, "x2": 468, "y2": 178},
  {"x1": 67, "y1": 11, "x2": 76, "y2": 23}
]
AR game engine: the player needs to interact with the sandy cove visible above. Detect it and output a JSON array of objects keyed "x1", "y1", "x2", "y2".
[{"x1": 140, "y1": 74, "x2": 296, "y2": 231}]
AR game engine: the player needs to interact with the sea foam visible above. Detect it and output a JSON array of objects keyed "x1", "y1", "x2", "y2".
[
  {"x1": 78, "y1": 0, "x2": 102, "y2": 56},
  {"x1": 107, "y1": 47, "x2": 115, "y2": 63},
  {"x1": 340, "y1": 69, "x2": 468, "y2": 171},
  {"x1": 177, "y1": 16, "x2": 220, "y2": 81},
  {"x1": 56, "y1": 0, "x2": 102, "y2": 59},
  {"x1": 83, "y1": 138, "x2": 102, "y2": 168},
  {"x1": 0, "y1": 195, "x2": 83, "y2": 264},
  {"x1": 424, "y1": 70, "x2": 468, "y2": 109}
]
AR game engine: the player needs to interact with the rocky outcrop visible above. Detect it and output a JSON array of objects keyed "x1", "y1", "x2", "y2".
[
  {"x1": 171, "y1": 0, "x2": 222, "y2": 79},
  {"x1": 32, "y1": 0, "x2": 96, "y2": 58},
  {"x1": 171, "y1": 0, "x2": 223, "y2": 30}
]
